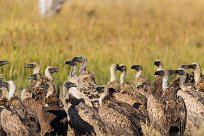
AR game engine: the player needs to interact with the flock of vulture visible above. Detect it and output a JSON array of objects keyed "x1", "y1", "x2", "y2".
[{"x1": 0, "y1": 56, "x2": 204, "y2": 136}]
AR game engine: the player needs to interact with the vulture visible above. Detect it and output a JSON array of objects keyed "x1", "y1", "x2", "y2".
[
  {"x1": 23, "y1": 73, "x2": 68, "y2": 136},
  {"x1": 175, "y1": 68, "x2": 204, "y2": 135},
  {"x1": 63, "y1": 81, "x2": 113, "y2": 136},
  {"x1": 113, "y1": 64, "x2": 148, "y2": 119},
  {"x1": 69, "y1": 56, "x2": 105, "y2": 108},
  {"x1": 131, "y1": 64, "x2": 147, "y2": 88},
  {"x1": 0, "y1": 81, "x2": 41, "y2": 136},
  {"x1": 24, "y1": 62, "x2": 41, "y2": 87},
  {"x1": 98, "y1": 87, "x2": 145, "y2": 136},
  {"x1": 147, "y1": 69, "x2": 187, "y2": 136},
  {"x1": 106, "y1": 64, "x2": 120, "y2": 91},
  {"x1": 184, "y1": 62, "x2": 204, "y2": 91},
  {"x1": 0, "y1": 60, "x2": 9, "y2": 100},
  {"x1": 65, "y1": 59, "x2": 78, "y2": 83}
]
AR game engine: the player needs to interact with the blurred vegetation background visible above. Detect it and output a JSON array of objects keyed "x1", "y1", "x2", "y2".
[{"x1": 0, "y1": 0, "x2": 204, "y2": 92}]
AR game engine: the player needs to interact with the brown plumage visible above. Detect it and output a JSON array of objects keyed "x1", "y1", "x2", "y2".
[
  {"x1": 175, "y1": 68, "x2": 204, "y2": 134},
  {"x1": 23, "y1": 94, "x2": 68, "y2": 135},
  {"x1": 131, "y1": 64, "x2": 151, "y2": 97},
  {"x1": 149, "y1": 60, "x2": 165, "y2": 98},
  {"x1": 65, "y1": 59, "x2": 78, "y2": 83},
  {"x1": 67, "y1": 57, "x2": 106, "y2": 109},
  {"x1": 169, "y1": 64, "x2": 195, "y2": 90},
  {"x1": 75, "y1": 102, "x2": 112, "y2": 136},
  {"x1": 98, "y1": 88, "x2": 145, "y2": 136},
  {"x1": 64, "y1": 81, "x2": 110, "y2": 135},
  {"x1": 0, "y1": 81, "x2": 41, "y2": 136},
  {"x1": 21, "y1": 73, "x2": 45, "y2": 102},
  {"x1": 113, "y1": 64, "x2": 148, "y2": 119},
  {"x1": 72, "y1": 55, "x2": 88, "y2": 75},
  {"x1": 106, "y1": 80, "x2": 120, "y2": 92},
  {"x1": 22, "y1": 75, "x2": 68, "y2": 136},
  {"x1": 147, "y1": 69, "x2": 187, "y2": 136},
  {"x1": 44, "y1": 66, "x2": 60, "y2": 98},
  {"x1": 0, "y1": 98, "x2": 8, "y2": 136}
]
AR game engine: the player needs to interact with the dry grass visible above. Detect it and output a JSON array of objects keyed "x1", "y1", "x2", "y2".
[{"x1": 0, "y1": 0, "x2": 204, "y2": 92}]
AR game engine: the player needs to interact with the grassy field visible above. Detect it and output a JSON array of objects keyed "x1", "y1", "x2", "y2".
[{"x1": 1, "y1": 0, "x2": 204, "y2": 92}]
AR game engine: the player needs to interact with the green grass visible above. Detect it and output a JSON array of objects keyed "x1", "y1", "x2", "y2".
[{"x1": 1, "y1": 0, "x2": 204, "y2": 91}]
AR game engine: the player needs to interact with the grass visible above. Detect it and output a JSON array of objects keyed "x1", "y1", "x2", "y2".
[{"x1": 1, "y1": 0, "x2": 204, "y2": 92}]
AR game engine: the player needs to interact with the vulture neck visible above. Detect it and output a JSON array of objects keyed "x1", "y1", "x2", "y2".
[
  {"x1": 68, "y1": 65, "x2": 77, "y2": 81},
  {"x1": 8, "y1": 84, "x2": 16, "y2": 100},
  {"x1": 162, "y1": 75, "x2": 168, "y2": 91},
  {"x1": 120, "y1": 70, "x2": 126, "y2": 84},
  {"x1": 136, "y1": 70, "x2": 142, "y2": 79},
  {"x1": 180, "y1": 74, "x2": 187, "y2": 91},
  {"x1": 194, "y1": 67, "x2": 201, "y2": 85},
  {"x1": 110, "y1": 66, "x2": 117, "y2": 82},
  {"x1": 45, "y1": 70, "x2": 53, "y2": 81},
  {"x1": 46, "y1": 84, "x2": 54, "y2": 98},
  {"x1": 135, "y1": 70, "x2": 142, "y2": 84},
  {"x1": 79, "y1": 60, "x2": 87, "y2": 74},
  {"x1": 157, "y1": 65, "x2": 163, "y2": 71},
  {"x1": 33, "y1": 65, "x2": 40, "y2": 75}
]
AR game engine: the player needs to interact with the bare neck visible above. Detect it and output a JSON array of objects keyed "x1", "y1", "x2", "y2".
[
  {"x1": 135, "y1": 70, "x2": 142, "y2": 86},
  {"x1": 45, "y1": 70, "x2": 53, "y2": 80},
  {"x1": 120, "y1": 70, "x2": 126, "y2": 84},
  {"x1": 80, "y1": 60, "x2": 87, "y2": 74},
  {"x1": 46, "y1": 85, "x2": 54, "y2": 98},
  {"x1": 8, "y1": 86, "x2": 16, "y2": 100},
  {"x1": 157, "y1": 65, "x2": 163, "y2": 71},
  {"x1": 68, "y1": 65, "x2": 77, "y2": 81},
  {"x1": 180, "y1": 74, "x2": 187, "y2": 91},
  {"x1": 33, "y1": 65, "x2": 40, "y2": 74},
  {"x1": 110, "y1": 67, "x2": 116, "y2": 82},
  {"x1": 162, "y1": 76, "x2": 168, "y2": 91},
  {"x1": 136, "y1": 70, "x2": 142, "y2": 79},
  {"x1": 194, "y1": 68, "x2": 201, "y2": 85}
]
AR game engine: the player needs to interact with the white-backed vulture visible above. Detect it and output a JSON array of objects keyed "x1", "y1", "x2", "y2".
[
  {"x1": 25, "y1": 62, "x2": 40, "y2": 75},
  {"x1": 65, "y1": 59, "x2": 78, "y2": 83},
  {"x1": 44, "y1": 66, "x2": 60, "y2": 98},
  {"x1": 185, "y1": 63, "x2": 204, "y2": 92},
  {"x1": 98, "y1": 88, "x2": 145, "y2": 136},
  {"x1": 24, "y1": 62, "x2": 40, "y2": 87},
  {"x1": 112, "y1": 64, "x2": 148, "y2": 118},
  {"x1": 22, "y1": 78, "x2": 68, "y2": 136},
  {"x1": 106, "y1": 64, "x2": 120, "y2": 91},
  {"x1": 0, "y1": 81, "x2": 41, "y2": 136},
  {"x1": 147, "y1": 69, "x2": 187, "y2": 136},
  {"x1": 175, "y1": 68, "x2": 204, "y2": 135},
  {"x1": 131, "y1": 64, "x2": 147, "y2": 88},
  {"x1": 64, "y1": 81, "x2": 114, "y2": 136},
  {"x1": 73, "y1": 55, "x2": 88, "y2": 75},
  {"x1": 150, "y1": 60, "x2": 165, "y2": 99},
  {"x1": 68, "y1": 56, "x2": 105, "y2": 109}
]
